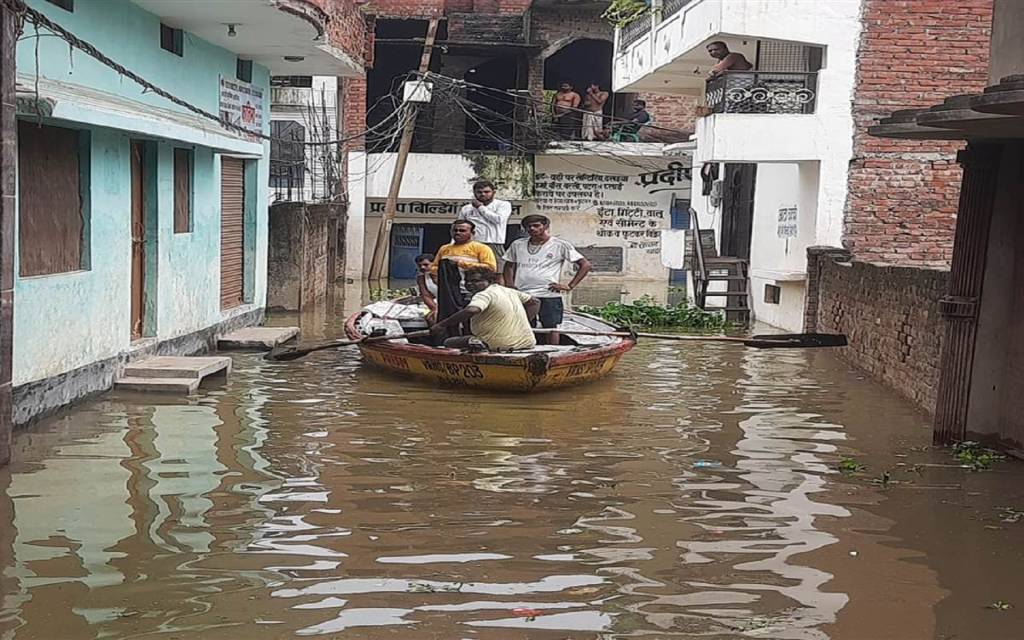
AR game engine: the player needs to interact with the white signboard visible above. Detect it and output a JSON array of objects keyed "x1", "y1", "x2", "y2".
[
  {"x1": 777, "y1": 205, "x2": 798, "y2": 238},
  {"x1": 219, "y1": 75, "x2": 264, "y2": 135}
]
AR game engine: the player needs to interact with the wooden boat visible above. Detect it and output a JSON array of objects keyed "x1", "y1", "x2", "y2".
[{"x1": 345, "y1": 300, "x2": 635, "y2": 391}]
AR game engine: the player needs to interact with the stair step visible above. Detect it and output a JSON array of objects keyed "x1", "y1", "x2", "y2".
[
  {"x1": 123, "y1": 356, "x2": 231, "y2": 379},
  {"x1": 115, "y1": 376, "x2": 201, "y2": 394},
  {"x1": 705, "y1": 275, "x2": 748, "y2": 281},
  {"x1": 703, "y1": 291, "x2": 749, "y2": 297},
  {"x1": 705, "y1": 257, "x2": 747, "y2": 263}
]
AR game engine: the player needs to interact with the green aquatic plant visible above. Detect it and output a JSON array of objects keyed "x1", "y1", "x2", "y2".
[
  {"x1": 578, "y1": 296, "x2": 726, "y2": 330},
  {"x1": 370, "y1": 287, "x2": 415, "y2": 302},
  {"x1": 837, "y1": 458, "x2": 866, "y2": 475},
  {"x1": 952, "y1": 441, "x2": 1005, "y2": 472}
]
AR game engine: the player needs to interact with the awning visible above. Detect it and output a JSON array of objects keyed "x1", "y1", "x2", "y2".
[
  {"x1": 870, "y1": 75, "x2": 1024, "y2": 142},
  {"x1": 15, "y1": 74, "x2": 265, "y2": 158}
]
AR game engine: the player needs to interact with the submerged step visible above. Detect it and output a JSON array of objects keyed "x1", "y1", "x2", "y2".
[
  {"x1": 123, "y1": 355, "x2": 231, "y2": 379},
  {"x1": 218, "y1": 326, "x2": 299, "y2": 351},
  {"x1": 114, "y1": 376, "x2": 201, "y2": 394}
]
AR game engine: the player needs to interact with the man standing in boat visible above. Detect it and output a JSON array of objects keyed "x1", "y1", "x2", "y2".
[
  {"x1": 430, "y1": 267, "x2": 540, "y2": 352},
  {"x1": 431, "y1": 220, "x2": 497, "y2": 339},
  {"x1": 457, "y1": 180, "x2": 513, "y2": 271},
  {"x1": 502, "y1": 215, "x2": 592, "y2": 345}
]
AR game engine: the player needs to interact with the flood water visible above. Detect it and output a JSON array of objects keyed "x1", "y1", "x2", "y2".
[{"x1": 1, "y1": 305, "x2": 1023, "y2": 639}]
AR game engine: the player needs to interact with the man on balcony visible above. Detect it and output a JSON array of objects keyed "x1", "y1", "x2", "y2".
[
  {"x1": 581, "y1": 83, "x2": 609, "y2": 141},
  {"x1": 706, "y1": 41, "x2": 753, "y2": 78},
  {"x1": 551, "y1": 82, "x2": 581, "y2": 140}
]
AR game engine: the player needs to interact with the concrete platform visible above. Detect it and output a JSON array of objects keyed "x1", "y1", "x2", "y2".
[
  {"x1": 218, "y1": 326, "x2": 299, "y2": 351},
  {"x1": 115, "y1": 356, "x2": 232, "y2": 394}
]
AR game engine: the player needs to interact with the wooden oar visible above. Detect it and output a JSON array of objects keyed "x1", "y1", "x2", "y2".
[
  {"x1": 265, "y1": 330, "x2": 431, "y2": 362},
  {"x1": 535, "y1": 329, "x2": 847, "y2": 349}
]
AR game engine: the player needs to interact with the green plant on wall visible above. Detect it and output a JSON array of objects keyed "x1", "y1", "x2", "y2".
[
  {"x1": 602, "y1": 0, "x2": 651, "y2": 28},
  {"x1": 466, "y1": 153, "x2": 535, "y2": 200}
]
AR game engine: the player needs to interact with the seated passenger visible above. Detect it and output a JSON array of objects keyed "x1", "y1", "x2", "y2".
[
  {"x1": 430, "y1": 267, "x2": 540, "y2": 351},
  {"x1": 415, "y1": 253, "x2": 438, "y2": 323}
]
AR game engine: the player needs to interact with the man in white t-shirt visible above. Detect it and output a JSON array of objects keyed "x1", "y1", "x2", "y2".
[
  {"x1": 430, "y1": 267, "x2": 540, "y2": 351},
  {"x1": 502, "y1": 214, "x2": 592, "y2": 345},
  {"x1": 457, "y1": 180, "x2": 513, "y2": 267}
]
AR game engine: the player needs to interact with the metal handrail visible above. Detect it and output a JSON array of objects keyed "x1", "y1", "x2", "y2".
[
  {"x1": 705, "y1": 70, "x2": 819, "y2": 115},
  {"x1": 689, "y1": 206, "x2": 708, "y2": 308}
]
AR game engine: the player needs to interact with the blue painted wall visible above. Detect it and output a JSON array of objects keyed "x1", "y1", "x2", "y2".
[{"x1": 13, "y1": 0, "x2": 271, "y2": 385}]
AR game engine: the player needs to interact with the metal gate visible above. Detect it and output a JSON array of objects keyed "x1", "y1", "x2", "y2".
[
  {"x1": 220, "y1": 157, "x2": 245, "y2": 309},
  {"x1": 388, "y1": 224, "x2": 424, "y2": 280}
]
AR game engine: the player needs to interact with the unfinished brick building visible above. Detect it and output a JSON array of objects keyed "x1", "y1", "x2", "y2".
[{"x1": 345, "y1": 0, "x2": 696, "y2": 153}]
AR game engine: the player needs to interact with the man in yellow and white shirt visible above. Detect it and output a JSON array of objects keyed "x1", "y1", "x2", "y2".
[{"x1": 430, "y1": 267, "x2": 540, "y2": 351}]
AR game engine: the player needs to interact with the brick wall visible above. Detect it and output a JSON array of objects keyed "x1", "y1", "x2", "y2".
[
  {"x1": 844, "y1": 0, "x2": 993, "y2": 267},
  {"x1": 806, "y1": 247, "x2": 948, "y2": 414},
  {"x1": 362, "y1": 0, "x2": 528, "y2": 18},
  {"x1": 325, "y1": 0, "x2": 372, "y2": 66},
  {"x1": 640, "y1": 94, "x2": 698, "y2": 141}
]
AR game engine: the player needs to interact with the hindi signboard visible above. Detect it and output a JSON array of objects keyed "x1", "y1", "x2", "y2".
[{"x1": 219, "y1": 75, "x2": 264, "y2": 136}]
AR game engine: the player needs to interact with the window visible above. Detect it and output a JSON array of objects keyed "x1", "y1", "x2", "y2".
[
  {"x1": 160, "y1": 23, "x2": 183, "y2": 56},
  {"x1": 236, "y1": 59, "x2": 253, "y2": 83},
  {"x1": 45, "y1": 0, "x2": 74, "y2": 11},
  {"x1": 269, "y1": 120, "x2": 306, "y2": 192},
  {"x1": 764, "y1": 284, "x2": 781, "y2": 305},
  {"x1": 17, "y1": 121, "x2": 89, "y2": 277},
  {"x1": 173, "y1": 148, "x2": 193, "y2": 233},
  {"x1": 271, "y1": 76, "x2": 313, "y2": 88}
]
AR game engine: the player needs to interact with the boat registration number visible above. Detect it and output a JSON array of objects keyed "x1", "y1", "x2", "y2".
[{"x1": 421, "y1": 359, "x2": 485, "y2": 379}]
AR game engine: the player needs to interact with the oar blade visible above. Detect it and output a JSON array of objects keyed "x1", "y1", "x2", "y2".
[
  {"x1": 265, "y1": 347, "x2": 305, "y2": 361},
  {"x1": 747, "y1": 333, "x2": 848, "y2": 348}
]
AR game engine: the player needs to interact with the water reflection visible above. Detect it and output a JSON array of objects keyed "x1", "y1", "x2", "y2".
[{"x1": 1, "y1": 325, "x2": 1023, "y2": 639}]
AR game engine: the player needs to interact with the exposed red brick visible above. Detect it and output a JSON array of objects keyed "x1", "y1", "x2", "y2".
[{"x1": 844, "y1": 0, "x2": 993, "y2": 267}]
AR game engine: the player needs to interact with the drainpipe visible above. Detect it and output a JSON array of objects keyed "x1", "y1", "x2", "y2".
[{"x1": 0, "y1": 1, "x2": 16, "y2": 465}]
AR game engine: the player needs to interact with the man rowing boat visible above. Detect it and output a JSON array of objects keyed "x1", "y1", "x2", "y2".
[{"x1": 430, "y1": 267, "x2": 540, "y2": 351}]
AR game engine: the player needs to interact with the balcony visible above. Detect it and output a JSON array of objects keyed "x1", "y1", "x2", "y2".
[
  {"x1": 130, "y1": 0, "x2": 364, "y2": 76},
  {"x1": 705, "y1": 71, "x2": 818, "y2": 115}
]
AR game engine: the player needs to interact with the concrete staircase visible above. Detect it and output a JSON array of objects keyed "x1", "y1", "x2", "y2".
[{"x1": 115, "y1": 356, "x2": 232, "y2": 394}]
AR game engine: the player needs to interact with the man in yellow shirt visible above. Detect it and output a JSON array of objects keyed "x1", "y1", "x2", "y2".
[
  {"x1": 430, "y1": 267, "x2": 540, "y2": 351},
  {"x1": 431, "y1": 220, "x2": 496, "y2": 273}
]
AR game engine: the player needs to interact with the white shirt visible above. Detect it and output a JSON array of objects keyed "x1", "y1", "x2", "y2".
[
  {"x1": 503, "y1": 236, "x2": 584, "y2": 299},
  {"x1": 457, "y1": 199, "x2": 513, "y2": 244}
]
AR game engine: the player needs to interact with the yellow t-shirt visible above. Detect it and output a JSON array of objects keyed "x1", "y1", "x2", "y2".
[
  {"x1": 468, "y1": 284, "x2": 536, "y2": 351},
  {"x1": 431, "y1": 241, "x2": 497, "y2": 273}
]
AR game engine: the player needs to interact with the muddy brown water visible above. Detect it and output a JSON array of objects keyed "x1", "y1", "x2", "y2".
[{"x1": 1, "y1": 314, "x2": 1023, "y2": 638}]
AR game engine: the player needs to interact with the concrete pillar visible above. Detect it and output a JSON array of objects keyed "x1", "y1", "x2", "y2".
[{"x1": 0, "y1": 2, "x2": 17, "y2": 465}]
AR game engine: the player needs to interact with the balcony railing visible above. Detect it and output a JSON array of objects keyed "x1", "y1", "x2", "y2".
[
  {"x1": 705, "y1": 71, "x2": 818, "y2": 115},
  {"x1": 619, "y1": 14, "x2": 653, "y2": 49},
  {"x1": 663, "y1": 0, "x2": 695, "y2": 19}
]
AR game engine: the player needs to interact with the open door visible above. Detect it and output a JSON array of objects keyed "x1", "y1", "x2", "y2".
[
  {"x1": 720, "y1": 163, "x2": 757, "y2": 260},
  {"x1": 130, "y1": 141, "x2": 146, "y2": 340}
]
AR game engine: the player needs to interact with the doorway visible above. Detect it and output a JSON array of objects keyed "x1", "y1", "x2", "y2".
[
  {"x1": 720, "y1": 164, "x2": 757, "y2": 259},
  {"x1": 130, "y1": 141, "x2": 146, "y2": 340}
]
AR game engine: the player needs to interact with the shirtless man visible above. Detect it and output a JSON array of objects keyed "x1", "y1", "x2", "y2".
[
  {"x1": 706, "y1": 41, "x2": 753, "y2": 78},
  {"x1": 551, "y1": 82, "x2": 581, "y2": 139},
  {"x1": 581, "y1": 82, "x2": 609, "y2": 141}
]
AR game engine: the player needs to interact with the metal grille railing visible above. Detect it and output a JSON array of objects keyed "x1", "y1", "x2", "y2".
[
  {"x1": 618, "y1": 15, "x2": 653, "y2": 49},
  {"x1": 705, "y1": 71, "x2": 818, "y2": 115},
  {"x1": 663, "y1": 0, "x2": 695, "y2": 19}
]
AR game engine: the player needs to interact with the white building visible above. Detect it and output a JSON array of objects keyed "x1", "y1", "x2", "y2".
[
  {"x1": 614, "y1": 0, "x2": 861, "y2": 330},
  {"x1": 346, "y1": 144, "x2": 692, "y2": 302},
  {"x1": 269, "y1": 76, "x2": 341, "y2": 204}
]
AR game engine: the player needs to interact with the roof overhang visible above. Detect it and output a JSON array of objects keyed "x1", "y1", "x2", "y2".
[
  {"x1": 16, "y1": 75, "x2": 264, "y2": 157},
  {"x1": 870, "y1": 76, "x2": 1024, "y2": 141},
  {"x1": 131, "y1": 0, "x2": 363, "y2": 77}
]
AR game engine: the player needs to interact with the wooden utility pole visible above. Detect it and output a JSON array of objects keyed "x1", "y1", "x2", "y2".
[{"x1": 367, "y1": 18, "x2": 439, "y2": 282}]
